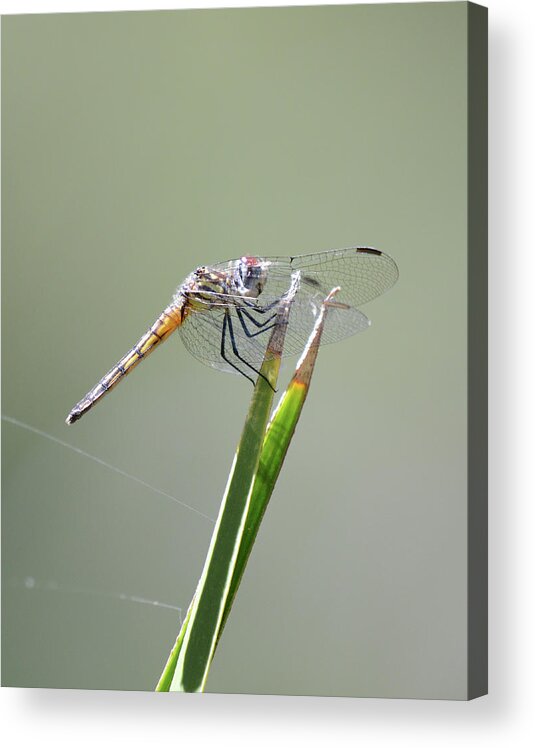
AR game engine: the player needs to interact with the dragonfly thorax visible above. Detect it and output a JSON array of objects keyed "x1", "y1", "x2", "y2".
[
  {"x1": 176, "y1": 266, "x2": 231, "y2": 312},
  {"x1": 177, "y1": 257, "x2": 270, "y2": 314}
]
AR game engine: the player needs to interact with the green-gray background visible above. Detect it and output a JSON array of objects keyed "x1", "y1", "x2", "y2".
[{"x1": 2, "y1": 3, "x2": 469, "y2": 698}]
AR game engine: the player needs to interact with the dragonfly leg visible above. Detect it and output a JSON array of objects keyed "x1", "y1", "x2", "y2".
[
  {"x1": 220, "y1": 312, "x2": 256, "y2": 386},
  {"x1": 235, "y1": 306, "x2": 277, "y2": 338},
  {"x1": 241, "y1": 297, "x2": 281, "y2": 313},
  {"x1": 224, "y1": 311, "x2": 275, "y2": 391}
]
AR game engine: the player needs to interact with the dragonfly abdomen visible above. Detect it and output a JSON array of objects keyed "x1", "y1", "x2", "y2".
[{"x1": 66, "y1": 302, "x2": 184, "y2": 424}]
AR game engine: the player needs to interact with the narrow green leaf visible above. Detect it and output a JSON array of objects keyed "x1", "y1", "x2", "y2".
[
  {"x1": 155, "y1": 597, "x2": 195, "y2": 692},
  {"x1": 217, "y1": 287, "x2": 342, "y2": 639},
  {"x1": 156, "y1": 283, "x2": 340, "y2": 693},
  {"x1": 162, "y1": 276, "x2": 300, "y2": 693}
]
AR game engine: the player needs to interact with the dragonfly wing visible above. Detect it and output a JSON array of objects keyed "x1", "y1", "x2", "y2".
[
  {"x1": 280, "y1": 295, "x2": 370, "y2": 354},
  {"x1": 179, "y1": 292, "x2": 370, "y2": 377},
  {"x1": 212, "y1": 247, "x2": 398, "y2": 309},
  {"x1": 285, "y1": 247, "x2": 399, "y2": 309},
  {"x1": 179, "y1": 304, "x2": 277, "y2": 375},
  {"x1": 180, "y1": 246, "x2": 393, "y2": 376}
]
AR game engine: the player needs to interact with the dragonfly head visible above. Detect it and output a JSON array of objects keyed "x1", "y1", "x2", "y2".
[{"x1": 237, "y1": 256, "x2": 268, "y2": 298}]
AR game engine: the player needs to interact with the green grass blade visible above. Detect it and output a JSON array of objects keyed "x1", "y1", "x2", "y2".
[
  {"x1": 161, "y1": 277, "x2": 300, "y2": 693},
  {"x1": 218, "y1": 287, "x2": 341, "y2": 639},
  {"x1": 155, "y1": 596, "x2": 195, "y2": 692}
]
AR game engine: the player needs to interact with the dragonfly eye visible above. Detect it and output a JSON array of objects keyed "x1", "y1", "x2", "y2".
[{"x1": 238, "y1": 258, "x2": 267, "y2": 297}]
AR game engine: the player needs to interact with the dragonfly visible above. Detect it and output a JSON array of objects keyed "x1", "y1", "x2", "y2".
[{"x1": 66, "y1": 246, "x2": 398, "y2": 425}]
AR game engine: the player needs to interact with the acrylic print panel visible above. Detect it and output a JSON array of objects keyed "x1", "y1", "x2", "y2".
[{"x1": 1, "y1": 3, "x2": 487, "y2": 698}]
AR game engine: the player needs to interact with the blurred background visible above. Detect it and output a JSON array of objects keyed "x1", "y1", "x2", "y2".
[{"x1": 2, "y1": 3, "x2": 469, "y2": 697}]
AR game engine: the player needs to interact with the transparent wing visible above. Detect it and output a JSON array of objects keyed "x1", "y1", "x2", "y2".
[
  {"x1": 180, "y1": 247, "x2": 396, "y2": 375},
  {"x1": 178, "y1": 305, "x2": 270, "y2": 375},
  {"x1": 178, "y1": 294, "x2": 370, "y2": 375},
  {"x1": 281, "y1": 296, "x2": 370, "y2": 353},
  {"x1": 212, "y1": 246, "x2": 399, "y2": 309},
  {"x1": 289, "y1": 246, "x2": 398, "y2": 307}
]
